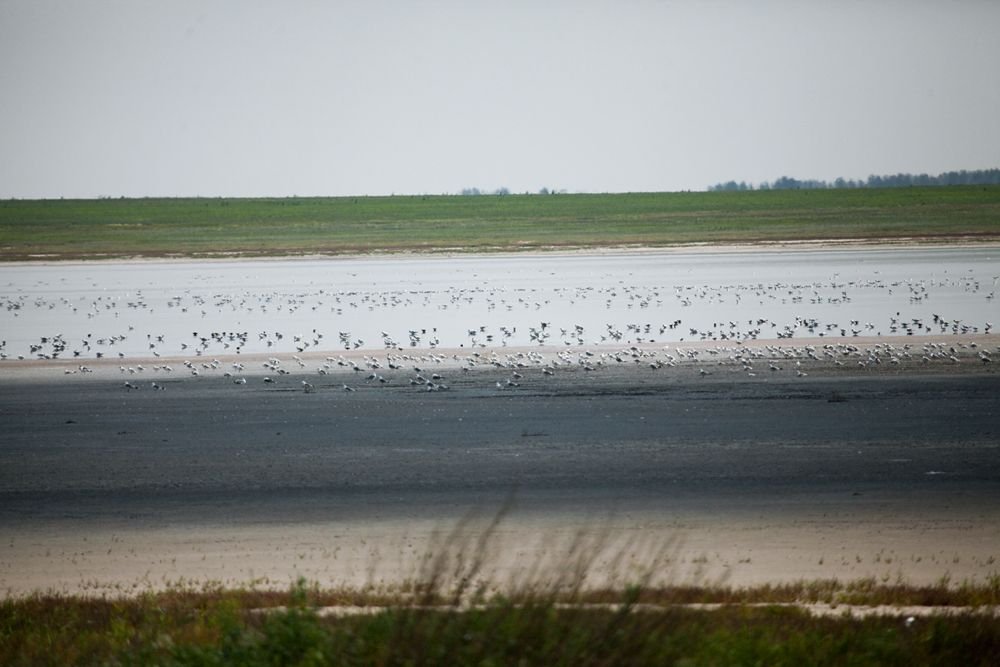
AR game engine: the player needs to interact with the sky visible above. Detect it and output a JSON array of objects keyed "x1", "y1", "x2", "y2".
[{"x1": 1, "y1": 1, "x2": 999, "y2": 199}]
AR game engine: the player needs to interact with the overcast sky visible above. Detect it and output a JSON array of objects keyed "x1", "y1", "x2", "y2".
[{"x1": 1, "y1": 1, "x2": 998, "y2": 199}]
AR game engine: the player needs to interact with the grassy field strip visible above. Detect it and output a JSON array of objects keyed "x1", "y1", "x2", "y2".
[{"x1": 2, "y1": 186, "x2": 999, "y2": 259}]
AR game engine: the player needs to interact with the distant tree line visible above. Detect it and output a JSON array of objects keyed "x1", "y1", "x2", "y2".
[
  {"x1": 460, "y1": 187, "x2": 568, "y2": 196},
  {"x1": 708, "y1": 168, "x2": 1000, "y2": 192},
  {"x1": 461, "y1": 187, "x2": 510, "y2": 196}
]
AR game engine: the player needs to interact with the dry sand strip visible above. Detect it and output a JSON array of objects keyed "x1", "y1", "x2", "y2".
[
  {"x1": 5, "y1": 507, "x2": 1000, "y2": 598},
  {"x1": 256, "y1": 602, "x2": 1000, "y2": 620}
]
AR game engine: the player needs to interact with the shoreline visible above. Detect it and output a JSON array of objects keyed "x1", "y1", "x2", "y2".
[
  {"x1": 4, "y1": 236, "x2": 999, "y2": 267},
  {"x1": 3, "y1": 333, "x2": 997, "y2": 379}
]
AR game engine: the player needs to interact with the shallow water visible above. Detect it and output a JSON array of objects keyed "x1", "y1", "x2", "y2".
[{"x1": 1, "y1": 247, "x2": 997, "y2": 360}]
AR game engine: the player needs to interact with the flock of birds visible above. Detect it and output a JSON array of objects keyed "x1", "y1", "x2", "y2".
[
  {"x1": 1, "y1": 268, "x2": 996, "y2": 365},
  {"x1": 88, "y1": 335, "x2": 998, "y2": 396}
]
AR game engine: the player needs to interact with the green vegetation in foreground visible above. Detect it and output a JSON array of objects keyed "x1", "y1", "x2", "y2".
[
  {"x1": 3, "y1": 579, "x2": 1000, "y2": 666},
  {"x1": 1, "y1": 186, "x2": 999, "y2": 260}
]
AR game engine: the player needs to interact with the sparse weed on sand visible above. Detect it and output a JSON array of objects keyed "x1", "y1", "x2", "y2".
[
  {"x1": 3, "y1": 510, "x2": 1000, "y2": 665},
  {"x1": 4, "y1": 578, "x2": 1000, "y2": 665}
]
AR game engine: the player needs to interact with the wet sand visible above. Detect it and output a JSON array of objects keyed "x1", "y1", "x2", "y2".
[{"x1": 2, "y1": 336, "x2": 999, "y2": 596}]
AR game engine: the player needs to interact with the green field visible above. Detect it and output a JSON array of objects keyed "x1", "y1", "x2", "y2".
[{"x1": 2, "y1": 186, "x2": 999, "y2": 260}]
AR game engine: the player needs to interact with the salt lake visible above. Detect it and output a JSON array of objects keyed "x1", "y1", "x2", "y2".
[{"x1": 1, "y1": 245, "x2": 997, "y2": 361}]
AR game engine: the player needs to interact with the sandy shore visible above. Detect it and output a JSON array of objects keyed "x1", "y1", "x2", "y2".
[
  {"x1": 2, "y1": 334, "x2": 999, "y2": 597},
  {"x1": 5, "y1": 500, "x2": 1000, "y2": 598}
]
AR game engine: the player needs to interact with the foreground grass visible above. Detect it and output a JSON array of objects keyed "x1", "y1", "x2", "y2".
[
  {"x1": 3, "y1": 579, "x2": 1000, "y2": 666},
  {"x1": 2, "y1": 186, "x2": 999, "y2": 260}
]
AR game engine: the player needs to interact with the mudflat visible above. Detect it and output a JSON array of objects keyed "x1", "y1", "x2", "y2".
[{"x1": 2, "y1": 338, "x2": 998, "y2": 596}]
